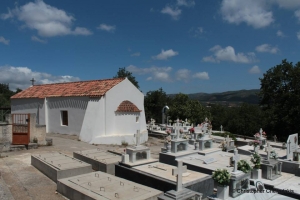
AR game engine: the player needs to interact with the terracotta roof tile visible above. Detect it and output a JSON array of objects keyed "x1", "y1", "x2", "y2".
[
  {"x1": 11, "y1": 78, "x2": 125, "y2": 99},
  {"x1": 116, "y1": 100, "x2": 141, "y2": 112}
]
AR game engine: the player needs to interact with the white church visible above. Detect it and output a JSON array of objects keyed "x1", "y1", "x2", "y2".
[{"x1": 10, "y1": 77, "x2": 148, "y2": 145}]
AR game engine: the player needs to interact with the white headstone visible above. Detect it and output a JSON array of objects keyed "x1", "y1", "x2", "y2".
[
  {"x1": 232, "y1": 148, "x2": 240, "y2": 172},
  {"x1": 286, "y1": 133, "x2": 299, "y2": 159},
  {"x1": 134, "y1": 130, "x2": 141, "y2": 146},
  {"x1": 265, "y1": 142, "x2": 273, "y2": 160},
  {"x1": 225, "y1": 135, "x2": 231, "y2": 147},
  {"x1": 172, "y1": 160, "x2": 187, "y2": 191}
]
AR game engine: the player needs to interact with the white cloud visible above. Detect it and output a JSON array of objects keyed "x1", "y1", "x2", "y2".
[
  {"x1": 255, "y1": 44, "x2": 279, "y2": 54},
  {"x1": 146, "y1": 77, "x2": 152, "y2": 81},
  {"x1": 131, "y1": 52, "x2": 140, "y2": 57},
  {"x1": 0, "y1": 36, "x2": 9, "y2": 45},
  {"x1": 0, "y1": 65, "x2": 80, "y2": 90},
  {"x1": 152, "y1": 49, "x2": 179, "y2": 60},
  {"x1": 249, "y1": 65, "x2": 261, "y2": 74},
  {"x1": 31, "y1": 35, "x2": 47, "y2": 43},
  {"x1": 192, "y1": 72, "x2": 209, "y2": 80},
  {"x1": 203, "y1": 45, "x2": 256, "y2": 63},
  {"x1": 270, "y1": 0, "x2": 300, "y2": 9},
  {"x1": 221, "y1": 0, "x2": 274, "y2": 29},
  {"x1": 161, "y1": 6, "x2": 181, "y2": 20},
  {"x1": 295, "y1": 10, "x2": 300, "y2": 21},
  {"x1": 176, "y1": 69, "x2": 191, "y2": 82},
  {"x1": 276, "y1": 30, "x2": 285, "y2": 37},
  {"x1": 126, "y1": 65, "x2": 172, "y2": 82},
  {"x1": 97, "y1": 23, "x2": 116, "y2": 32},
  {"x1": 190, "y1": 27, "x2": 204, "y2": 38},
  {"x1": 297, "y1": 31, "x2": 300, "y2": 40},
  {"x1": 1, "y1": 0, "x2": 92, "y2": 37},
  {"x1": 177, "y1": 0, "x2": 195, "y2": 7}
]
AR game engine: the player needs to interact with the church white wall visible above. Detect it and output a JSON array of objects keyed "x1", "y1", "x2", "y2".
[
  {"x1": 79, "y1": 97, "x2": 105, "y2": 143},
  {"x1": 46, "y1": 96, "x2": 88, "y2": 135},
  {"x1": 11, "y1": 98, "x2": 45, "y2": 125},
  {"x1": 90, "y1": 78, "x2": 147, "y2": 144}
]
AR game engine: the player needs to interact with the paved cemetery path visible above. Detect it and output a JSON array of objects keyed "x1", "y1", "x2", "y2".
[{"x1": 0, "y1": 133, "x2": 164, "y2": 200}]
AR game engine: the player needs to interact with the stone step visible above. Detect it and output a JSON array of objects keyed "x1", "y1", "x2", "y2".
[
  {"x1": 10, "y1": 145, "x2": 26, "y2": 151},
  {"x1": 28, "y1": 143, "x2": 38, "y2": 149}
]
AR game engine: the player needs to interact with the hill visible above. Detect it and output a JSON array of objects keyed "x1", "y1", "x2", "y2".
[{"x1": 170, "y1": 89, "x2": 260, "y2": 106}]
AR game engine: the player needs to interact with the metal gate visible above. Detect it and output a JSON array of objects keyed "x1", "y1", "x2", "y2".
[{"x1": 12, "y1": 114, "x2": 30, "y2": 145}]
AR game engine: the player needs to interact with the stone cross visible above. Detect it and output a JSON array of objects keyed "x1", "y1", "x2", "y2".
[
  {"x1": 232, "y1": 148, "x2": 240, "y2": 172},
  {"x1": 265, "y1": 142, "x2": 272, "y2": 160},
  {"x1": 288, "y1": 139, "x2": 292, "y2": 155},
  {"x1": 220, "y1": 125, "x2": 223, "y2": 133},
  {"x1": 273, "y1": 135, "x2": 277, "y2": 143},
  {"x1": 172, "y1": 160, "x2": 187, "y2": 191},
  {"x1": 134, "y1": 130, "x2": 141, "y2": 146},
  {"x1": 205, "y1": 117, "x2": 208, "y2": 122},
  {"x1": 225, "y1": 135, "x2": 231, "y2": 147},
  {"x1": 176, "y1": 118, "x2": 180, "y2": 140},
  {"x1": 259, "y1": 128, "x2": 263, "y2": 139}
]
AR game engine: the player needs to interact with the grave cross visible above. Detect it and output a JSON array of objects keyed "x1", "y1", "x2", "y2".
[
  {"x1": 134, "y1": 130, "x2": 141, "y2": 146},
  {"x1": 176, "y1": 118, "x2": 180, "y2": 140},
  {"x1": 265, "y1": 142, "x2": 273, "y2": 160},
  {"x1": 220, "y1": 125, "x2": 223, "y2": 133},
  {"x1": 259, "y1": 128, "x2": 263, "y2": 139},
  {"x1": 172, "y1": 160, "x2": 187, "y2": 191},
  {"x1": 288, "y1": 139, "x2": 291, "y2": 154},
  {"x1": 232, "y1": 148, "x2": 240, "y2": 172},
  {"x1": 225, "y1": 135, "x2": 231, "y2": 147}
]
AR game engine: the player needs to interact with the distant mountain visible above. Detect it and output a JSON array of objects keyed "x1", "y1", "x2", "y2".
[{"x1": 170, "y1": 89, "x2": 260, "y2": 106}]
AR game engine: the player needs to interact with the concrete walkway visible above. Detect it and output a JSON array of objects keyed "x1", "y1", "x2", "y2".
[{"x1": 0, "y1": 133, "x2": 164, "y2": 200}]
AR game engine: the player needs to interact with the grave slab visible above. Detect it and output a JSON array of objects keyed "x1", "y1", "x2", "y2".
[
  {"x1": 115, "y1": 161, "x2": 213, "y2": 198},
  {"x1": 73, "y1": 149, "x2": 121, "y2": 175},
  {"x1": 57, "y1": 171, "x2": 162, "y2": 200},
  {"x1": 31, "y1": 152, "x2": 93, "y2": 182},
  {"x1": 273, "y1": 176, "x2": 300, "y2": 199},
  {"x1": 159, "y1": 150, "x2": 198, "y2": 166}
]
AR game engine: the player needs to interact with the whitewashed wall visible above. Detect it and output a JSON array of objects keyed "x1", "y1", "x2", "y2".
[
  {"x1": 11, "y1": 98, "x2": 45, "y2": 125},
  {"x1": 79, "y1": 97, "x2": 104, "y2": 142},
  {"x1": 89, "y1": 78, "x2": 147, "y2": 144},
  {"x1": 46, "y1": 96, "x2": 88, "y2": 135}
]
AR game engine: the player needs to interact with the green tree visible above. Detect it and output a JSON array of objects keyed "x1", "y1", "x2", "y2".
[
  {"x1": 258, "y1": 59, "x2": 300, "y2": 141},
  {"x1": 114, "y1": 67, "x2": 139, "y2": 89},
  {"x1": 144, "y1": 88, "x2": 171, "y2": 123}
]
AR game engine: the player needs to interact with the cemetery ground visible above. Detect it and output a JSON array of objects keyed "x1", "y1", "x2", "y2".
[{"x1": 0, "y1": 133, "x2": 164, "y2": 200}]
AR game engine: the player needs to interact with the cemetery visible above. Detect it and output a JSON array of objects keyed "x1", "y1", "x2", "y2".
[{"x1": 1, "y1": 82, "x2": 300, "y2": 199}]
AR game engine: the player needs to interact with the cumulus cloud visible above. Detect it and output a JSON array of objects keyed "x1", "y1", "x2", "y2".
[
  {"x1": 176, "y1": 69, "x2": 191, "y2": 82},
  {"x1": 203, "y1": 45, "x2": 256, "y2": 63},
  {"x1": 177, "y1": 0, "x2": 195, "y2": 7},
  {"x1": 97, "y1": 23, "x2": 116, "y2": 32},
  {"x1": 31, "y1": 35, "x2": 47, "y2": 43},
  {"x1": 161, "y1": 6, "x2": 181, "y2": 20},
  {"x1": 152, "y1": 49, "x2": 179, "y2": 60},
  {"x1": 255, "y1": 44, "x2": 279, "y2": 54},
  {"x1": 276, "y1": 30, "x2": 285, "y2": 37},
  {"x1": 1, "y1": 0, "x2": 92, "y2": 37},
  {"x1": 193, "y1": 72, "x2": 209, "y2": 80},
  {"x1": 0, "y1": 36, "x2": 9, "y2": 45},
  {"x1": 0, "y1": 65, "x2": 80, "y2": 90},
  {"x1": 270, "y1": 0, "x2": 300, "y2": 9},
  {"x1": 221, "y1": 0, "x2": 274, "y2": 29},
  {"x1": 126, "y1": 65, "x2": 172, "y2": 82},
  {"x1": 131, "y1": 52, "x2": 140, "y2": 57},
  {"x1": 249, "y1": 65, "x2": 261, "y2": 74}
]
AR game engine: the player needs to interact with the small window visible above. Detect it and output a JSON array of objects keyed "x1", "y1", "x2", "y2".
[
  {"x1": 136, "y1": 116, "x2": 139, "y2": 123},
  {"x1": 61, "y1": 111, "x2": 68, "y2": 126}
]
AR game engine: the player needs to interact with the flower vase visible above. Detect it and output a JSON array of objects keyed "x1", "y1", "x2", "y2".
[
  {"x1": 165, "y1": 143, "x2": 171, "y2": 153},
  {"x1": 217, "y1": 185, "x2": 229, "y2": 200},
  {"x1": 251, "y1": 168, "x2": 262, "y2": 179}
]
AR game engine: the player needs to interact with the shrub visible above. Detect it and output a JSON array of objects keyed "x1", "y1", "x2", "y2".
[
  {"x1": 212, "y1": 169, "x2": 231, "y2": 186},
  {"x1": 250, "y1": 153, "x2": 261, "y2": 169},
  {"x1": 238, "y1": 160, "x2": 252, "y2": 173}
]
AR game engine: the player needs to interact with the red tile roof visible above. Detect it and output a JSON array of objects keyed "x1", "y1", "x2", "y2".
[
  {"x1": 11, "y1": 78, "x2": 125, "y2": 99},
  {"x1": 116, "y1": 100, "x2": 141, "y2": 112}
]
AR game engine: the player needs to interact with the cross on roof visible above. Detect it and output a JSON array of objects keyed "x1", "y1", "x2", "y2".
[
  {"x1": 225, "y1": 135, "x2": 231, "y2": 147},
  {"x1": 30, "y1": 78, "x2": 36, "y2": 86},
  {"x1": 172, "y1": 160, "x2": 187, "y2": 192},
  {"x1": 265, "y1": 142, "x2": 273, "y2": 160},
  {"x1": 134, "y1": 130, "x2": 141, "y2": 146},
  {"x1": 232, "y1": 148, "x2": 240, "y2": 172}
]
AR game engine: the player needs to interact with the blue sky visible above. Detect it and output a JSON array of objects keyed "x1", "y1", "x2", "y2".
[{"x1": 0, "y1": 0, "x2": 300, "y2": 94}]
